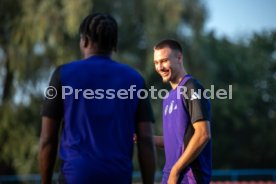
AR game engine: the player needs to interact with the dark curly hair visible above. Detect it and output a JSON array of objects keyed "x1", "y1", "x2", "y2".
[{"x1": 79, "y1": 13, "x2": 118, "y2": 54}]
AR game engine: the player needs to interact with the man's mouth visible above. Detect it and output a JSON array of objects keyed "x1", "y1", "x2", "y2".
[{"x1": 160, "y1": 71, "x2": 169, "y2": 77}]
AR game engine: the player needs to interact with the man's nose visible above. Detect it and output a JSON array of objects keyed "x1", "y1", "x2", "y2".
[{"x1": 156, "y1": 63, "x2": 163, "y2": 71}]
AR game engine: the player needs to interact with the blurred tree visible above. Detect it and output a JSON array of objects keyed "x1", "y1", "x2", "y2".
[
  {"x1": 200, "y1": 31, "x2": 276, "y2": 168},
  {"x1": 0, "y1": 0, "x2": 207, "y2": 173},
  {"x1": 0, "y1": 0, "x2": 209, "y2": 174},
  {"x1": 0, "y1": 0, "x2": 275, "y2": 176},
  {"x1": 0, "y1": 0, "x2": 92, "y2": 174}
]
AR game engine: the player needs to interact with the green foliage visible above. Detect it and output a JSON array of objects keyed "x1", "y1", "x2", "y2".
[
  {"x1": 200, "y1": 32, "x2": 276, "y2": 168},
  {"x1": 0, "y1": 0, "x2": 275, "y2": 175}
]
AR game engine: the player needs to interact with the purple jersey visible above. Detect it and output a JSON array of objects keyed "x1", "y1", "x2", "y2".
[
  {"x1": 162, "y1": 75, "x2": 212, "y2": 184},
  {"x1": 42, "y1": 56, "x2": 155, "y2": 183}
]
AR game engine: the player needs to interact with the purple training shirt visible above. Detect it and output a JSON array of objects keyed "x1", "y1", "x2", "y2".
[{"x1": 162, "y1": 75, "x2": 212, "y2": 184}]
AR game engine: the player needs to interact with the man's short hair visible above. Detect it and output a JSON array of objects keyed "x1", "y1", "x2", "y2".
[
  {"x1": 154, "y1": 39, "x2": 183, "y2": 54},
  {"x1": 79, "y1": 13, "x2": 118, "y2": 54}
]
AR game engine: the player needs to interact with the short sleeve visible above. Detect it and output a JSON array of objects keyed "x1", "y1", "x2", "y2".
[
  {"x1": 135, "y1": 82, "x2": 155, "y2": 123},
  {"x1": 41, "y1": 66, "x2": 63, "y2": 121},
  {"x1": 183, "y1": 78, "x2": 211, "y2": 124}
]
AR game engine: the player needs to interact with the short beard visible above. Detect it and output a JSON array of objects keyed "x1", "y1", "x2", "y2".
[{"x1": 162, "y1": 77, "x2": 169, "y2": 83}]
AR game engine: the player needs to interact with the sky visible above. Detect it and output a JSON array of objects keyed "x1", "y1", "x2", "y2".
[{"x1": 205, "y1": 0, "x2": 276, "y2": 39}]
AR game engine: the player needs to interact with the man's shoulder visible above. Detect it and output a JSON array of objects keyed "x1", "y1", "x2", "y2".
[
  {"x1": 54, "y1": 60, "x2": 81, "y2": 73},
  {"x1": 183, "y1": 77, "x2": 205, "y2": 90},
  {"x1": 115, "y1": 62, "x2": 144, "y2": 81},
  {"x1": 60, "y1": 59, "x2": 82, "y2": 68}
]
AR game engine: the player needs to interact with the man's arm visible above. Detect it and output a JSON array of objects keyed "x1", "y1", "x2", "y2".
[
  {"x1": 168, "y1": 120, "x2": 211, "y2": 184},
  {"x1": 136, "y1": 121, "x2": 157, "y2": 184},
  {"x1": 154, "y1": 135, "x2": 164, "y2": 149},
  {"x1": 39, "y1": 117, "x2": 61, "y2": 184}
]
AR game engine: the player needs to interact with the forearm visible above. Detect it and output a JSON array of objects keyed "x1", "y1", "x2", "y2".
[
  {"x1": 39, "y1": 141, "x2": 58, "y2": 184},
  {"x1": 173, "y1": 131, "x2": 210, "y2": 173},
  {"x1": 137, "y1": 136, "x2": 157, "y2": 184},
  {"x1": 154, "y1": 135, "x2": 164, "y2": 149}
]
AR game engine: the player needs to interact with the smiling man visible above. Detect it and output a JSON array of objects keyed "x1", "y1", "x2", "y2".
[{"x1": 153, "y1": 39, "x2": 212, "y2": 184}]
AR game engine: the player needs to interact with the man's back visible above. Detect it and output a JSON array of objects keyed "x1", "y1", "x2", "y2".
[
  {"x1": 47, "y1": 56, "x2": 145, "y2": 183},
  {"x1": 39, "y1": 13, "x2": 156, "y2": 184}
]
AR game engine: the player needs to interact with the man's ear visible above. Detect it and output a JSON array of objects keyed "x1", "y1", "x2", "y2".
[
  {"x1": 177, "y1": 52, "x2": 183, "y2": 63},
  {"x1": 83, "y1": 36, "x2": 90, "y2": 48}
]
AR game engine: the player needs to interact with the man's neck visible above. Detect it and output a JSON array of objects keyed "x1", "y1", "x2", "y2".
[
  {"x1": 170, "y1": 71, "x2": 187, "y2": 89},
  {"x1": 83, "y1": 50, "x2": 111, "y2": 59}
]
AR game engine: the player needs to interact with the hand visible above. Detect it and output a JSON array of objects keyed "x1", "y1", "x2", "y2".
[
  {"x1": 167, "y1": 167, "x2": 180, "y2": 184},
  {"x1": 133, "y1": 134, "x2": 137, "y2": 143}
]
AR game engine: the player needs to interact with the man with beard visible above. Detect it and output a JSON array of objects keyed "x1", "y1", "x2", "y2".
[{"x1": 153, "y1": 39, "x2": 212, "y2": 184}]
